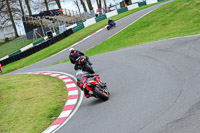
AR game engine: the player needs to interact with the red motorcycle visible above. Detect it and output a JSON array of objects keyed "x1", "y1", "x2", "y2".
[
  {"x1": 84, "y1": 74, "x2": 109, "y2": 100},
  {"x1": 76, "y1": 56, "x2": 94, "y2": 74}
]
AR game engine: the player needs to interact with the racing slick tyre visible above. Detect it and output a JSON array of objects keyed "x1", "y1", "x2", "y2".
[
  {"x1": 93, "y1": 87, "x2": 109, "y2": 101},
  {"x1": 107, "y1": 26, "x2": 111, "y2": 30},
  {"x1": 84, "y1": 63, "x2": 95, "y2": 74}
]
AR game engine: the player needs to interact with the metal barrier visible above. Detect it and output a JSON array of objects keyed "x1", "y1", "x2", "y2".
[{"x1": 0, "y1": 29, "x2": 73, "y2": 66}]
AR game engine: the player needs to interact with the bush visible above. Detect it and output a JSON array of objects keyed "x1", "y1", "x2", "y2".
[{"x1": 4, "y1": 37, "x2": 9, "y2": 42}]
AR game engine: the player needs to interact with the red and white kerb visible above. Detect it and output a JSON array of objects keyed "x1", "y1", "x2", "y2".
[{"x1": 30, "y1": 72, "x2": 79, "y2": 133}]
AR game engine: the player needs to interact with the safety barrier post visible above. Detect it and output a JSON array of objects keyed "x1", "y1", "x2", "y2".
[{"x1": 0, "y1": 64, "x2": 2, "y2": 73}]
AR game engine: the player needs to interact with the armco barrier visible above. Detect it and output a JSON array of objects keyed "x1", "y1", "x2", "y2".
[
  {"x1": 138, "y1": 1, "x2": 147, "y2": 7},
  {"x1": 95, "y1": 14, "x2": 107, "y2": 22},
  {"x1": 20, "y1": 43, "x2": 34, "y2": 52},
  {"x1": 83, "y1": 18, "x2": 96, "y2": 28},
  {"x1": 68, "y1": 28, "x2": 73, "y2": 35},
  {"x1": 106, "y1": 10, "x2": 118, "y2": 18},
  {"x1": 127, "y1": 3, "x2": 139, "y2": 10},
  {"x1": 72, "y1": 22, "x2": 85, "y2": 33},
  {"x1": 146, "y1": 0, "x2": 158, "y2": 5},
  {"x1": 0, "y1": 29, "x2": 74, "y2": 66},
  {"x1": 33, "y1": 38, "x2": 45, "y2": 46},
  {"x1": 66, "y1": 23, "x2": 77, "y2": 30},
  {"x1": 117, "y1": 7, "x2": 128, "y2": 14},
  {"x1": 9, "y1": 50, "x2": 21, "y2": 57},
  {"x1": 56, "y1": 31, "x2": 60, "y2": 35}
]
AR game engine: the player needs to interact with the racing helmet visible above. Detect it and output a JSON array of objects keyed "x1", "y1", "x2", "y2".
[{"x1": 69, "y1": 48, "x2": 74, "y2": 53}]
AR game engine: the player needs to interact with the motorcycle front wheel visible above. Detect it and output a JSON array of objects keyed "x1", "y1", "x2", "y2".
[{"x1": 93, "y1": 87, "x2": 109, "y2": 101}]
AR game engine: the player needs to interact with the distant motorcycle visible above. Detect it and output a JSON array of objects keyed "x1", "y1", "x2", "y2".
[
  {"x1": 84, "y1": 74, "x2": 109, "y2": 100},
  {"x1": 76, "y1": 56, "x2": 95, "y2": 74},
  {"x1": 106, "y1": 21, "x2": 116, "y2": 30}
]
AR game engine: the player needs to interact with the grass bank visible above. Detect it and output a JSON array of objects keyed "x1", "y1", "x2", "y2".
[
  {"x1": 0, "y1": 2, "x2": 163, "y2": 75},
  {"x1": 0, "y1": 74, "x2": 68, "y2": 133},
  {"x1": 84, "y1": 0, "x2": 200, "y2": 56}
]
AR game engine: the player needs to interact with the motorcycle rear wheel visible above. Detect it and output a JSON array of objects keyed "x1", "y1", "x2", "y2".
[
  {"x1": 84, "y1": 63, "x2": 95, "y2": 74},
  {"x1": 93, "y1": 87, "x2": 109, "y2": 101}
]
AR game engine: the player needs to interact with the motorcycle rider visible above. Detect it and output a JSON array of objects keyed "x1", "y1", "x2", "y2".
[
  {"x1": 108, "y1": 18, "x2": 114, "y2": 26},
  {"x1": 69, "y1": 48, "x2": 92, "y2": 71},
  {"x1": 76, "y1": 70, "x2": 96, "y2": 98}
]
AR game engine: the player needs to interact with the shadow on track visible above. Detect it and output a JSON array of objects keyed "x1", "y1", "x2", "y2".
[{"x1": 87, "y1": 93, "x2": 111, "y2": 106}]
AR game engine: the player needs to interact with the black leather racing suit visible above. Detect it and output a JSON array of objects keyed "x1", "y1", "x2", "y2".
[{"x1": 69, "y1": 50, "x2": 91, "y2": 70}]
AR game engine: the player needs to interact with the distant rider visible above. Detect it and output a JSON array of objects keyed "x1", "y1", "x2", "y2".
[
  {"x1": 108, "y1": 18, "x2": 114, "y2": 26},
  {"x1": 69, "y1": 48, "x2": 92, "y2": 70}
]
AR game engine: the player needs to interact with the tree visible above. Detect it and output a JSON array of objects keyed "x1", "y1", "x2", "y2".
[
  {"x1": 30, "y1": 0, "x2": 50, "y2": 13},
  {"x1": 0, "y1": 0, "x2": 5, "y2": 12},
  {"x1": 6, "y1": 0, "x2": 19, "y2": 38},
  {"x1": 44, "y1": 0, "x2": 49, "y2": 11},
  {"x1": 80, "y1": 0, "x2": 87, "y2": 12},
  {"x1": 96, "y1": 0, "x2": 102, "y2": 15},
  {"x1": 18, "y1": 0, "x2": 25, "y2": 16},
  {"x1": 86, "y1": 0, "x2": 95, "y2": 16},
  {"x1": 86, "y1": 0, "x2": 93, "y2": 11},
  {"x1": 103, "y1": 0, "x2": 107, "y2": 13},
  {"x1": 55, "y1": 0, "x2": 61, "y2": 9},
  {"x1": 25, "y1": 0, "x2": 32, "y2": 16},
  {"x1": 74, "y1": 0, "x2": 81, "y2": 17},
  {"x1": 0, "y1": 0, "x2": 20, "y2": 38}
]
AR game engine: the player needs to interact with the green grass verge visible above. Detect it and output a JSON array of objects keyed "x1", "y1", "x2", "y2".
[
  {"x1": 84, "y1": 0, "x2": 200, "y2": 56},
  {"x1": 0, "y1": 74, "x2": 68, "y2": 133},
  {"x1": 0, "y1": 3, "x2": 161, "y2": 74}
]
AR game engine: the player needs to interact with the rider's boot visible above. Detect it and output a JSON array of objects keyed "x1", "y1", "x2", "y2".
[
  {"x1": 88, "y1": 91, "x2": 96, "y2": 98},
  {"x1": 89, "y1": 94, "x2": 96, "y2": 98}
]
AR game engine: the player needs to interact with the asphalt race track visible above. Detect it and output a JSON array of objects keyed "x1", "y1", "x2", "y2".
[{"x1": 9, "y1": 1, "x2": 200, "y2": 133}]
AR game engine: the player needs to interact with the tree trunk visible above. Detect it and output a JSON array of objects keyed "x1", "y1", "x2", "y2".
[
  {"x1": 80, "y1": 0, "x2": 87, "y2": 12},
  {"x1": 44, "y1": 0, "x2": 49, "y2": 11},
  {"x1": 18, "y1": 0, "x2": 25, "y2": 16},
  {"x1": 55, "y1": 0, "x2": 61, "y2": 9},
  {"x1": 25, "y1": 0, "x2": 32, "y2": 16},
  {"x1": 75, "y1": 0, "x2": 81, "y2": 17},
  {"x1": 104, "y1": 0, "x2": 107, "y2": 13},
  {"x1": 86, "y1": 0, "x2": 93, "y2": 10},
  {"x1": 99, "y1": 0, "x2": 102, "y2": 10},
  {"x1": 96, "y1": 0, "x2": 102, "y2": 15},
  {"x1": 6, "y1": 0, "x2": 19, "y2": 38}
]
